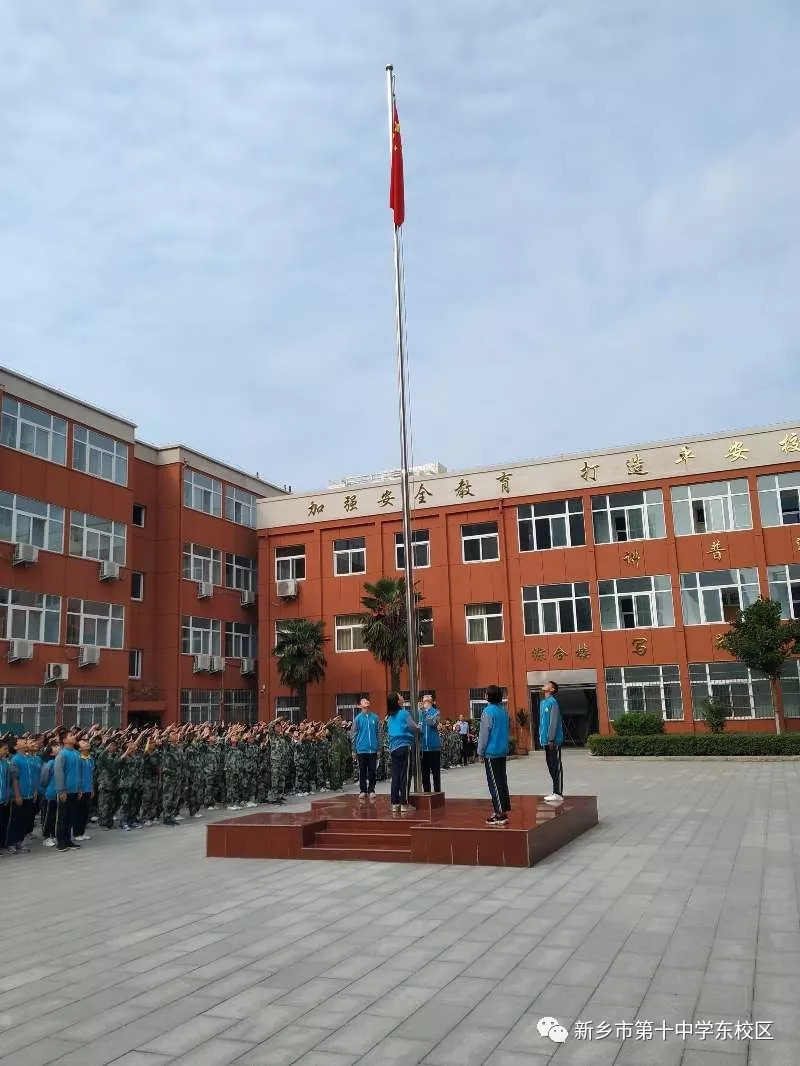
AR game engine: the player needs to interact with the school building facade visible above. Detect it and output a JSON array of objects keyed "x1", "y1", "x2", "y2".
[{"x1": 257, "y1": 425, "x2": 800, "y2": 740}]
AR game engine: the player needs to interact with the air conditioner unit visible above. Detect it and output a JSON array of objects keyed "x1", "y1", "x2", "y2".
[
  {"x1": 78, "y1": 645, "x2": 101, "y2": 667},
  {"x1": 240, "y1": 657, "x2": 256, "y2": 676},
  {"x1": 276, "y1": 579, "x2": 298, "y2": 599},
  {"x1": 209, "y1": 655, "x2": 226, "y2": 674},
  {"x1": 99, "y1": 560, "x2": 120, "y2": 582},
  {"x1": 8, "y1": 639, "x2": 34, "y2": 663},
  {"x1": 240, "y1": 589, "x2": 256, "y2": 608},
  {"x1": 197, "y1": 581, "x2": 213, "y2": 600},
  {"x1": 193, "y1": 653, "x2": 212, "y2": 673},
  {"x1": 44, "y1": 663, "x2": 69, "y2": 684},
  {"x1": 13, "y1": 543, "x2": 39, "y2": 566}
]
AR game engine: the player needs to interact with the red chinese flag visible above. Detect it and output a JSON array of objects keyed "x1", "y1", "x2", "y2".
[{"x1": 389, "y1": 102, "x2": 405, "y2": 227}]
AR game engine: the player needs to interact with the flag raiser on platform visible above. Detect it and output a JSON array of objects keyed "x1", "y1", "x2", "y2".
[{"x1": 389, "y1": 94, "x2": 405, "y2": 227}]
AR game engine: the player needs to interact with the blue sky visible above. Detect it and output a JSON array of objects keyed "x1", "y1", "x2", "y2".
[{"x1": 1, "y1": 1, "x2": 798, "y2": 491}]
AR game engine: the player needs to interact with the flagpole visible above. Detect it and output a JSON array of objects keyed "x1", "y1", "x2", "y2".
[{"x1": 386, "y1": 64, "x2": 421, "y2": 796}]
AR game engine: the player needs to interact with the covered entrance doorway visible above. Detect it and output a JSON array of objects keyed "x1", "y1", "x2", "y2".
[{"x1": 528, "y1": 669, "x2": 598, "y2": 748}]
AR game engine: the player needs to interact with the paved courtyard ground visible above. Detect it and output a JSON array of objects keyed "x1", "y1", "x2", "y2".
[{"x1": 2, "y1": 751, "x2": 799, "y2": 1066}]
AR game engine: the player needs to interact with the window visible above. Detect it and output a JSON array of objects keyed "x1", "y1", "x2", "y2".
[
  {"x1": 0, "y1": 588, "x2": 61, "y2": 643},
  {"x1": 132, "y1": 504, "x2": 146, "y2": 527},
  {"x1": 461, "y1": 522, "x2": 499, "y2": 563},
  {"x1": 767, "y1": 564, "x2": 800, "y2": 621},
  {"x1": 274, "y1": 618, "x2": 295, "y2": 645},
  {"x1": 181, "y1": 616, "x2": 222, "y2": 656},
  {"x1": 72, "y1": 425, "x2": 128, "y2": 486},
  {"x1": 522, "y1": 583, "x2": 592, "y2": 635},
  {"x1": 183, "y1": 543, "x2": 222, "y2": 585},
  {"x1": 598, "y1": 576, "x2": 674, "y2": 630},
  {"x1": 465, "y1": 602, "x2": 504, "y2": 643},
  {"x1": 335, "y1": 693, "x2": 365, "y2": 723},
  {"x1": 605, "y1": 666, "x2": 683, "y2": 720},
  {"x1": 62, "y1": 688, "x2": 123, "y2": 729},
  {"x1": 334, "y1": 537, "x2": 366, "y2": 576},
  {"x1": 225, "y1": 690, "x2": 257, "y2": 726},
  {"x1": 66, "y1": 599, "x2": 124, "y2": 648},
  {"x1": 335, "y1": 613, "x2": 368, "y2": 652},
  {"x1": 183, "y1": 469, "x2": 222, "y2": 517},
  {"x1": 758, "y1": 471, "x2": 800, "y2": 527},
  {"x1": 128, "y1": 649, "x2": 142, "y2": 679},
  {"x1": 180, "y1": 688, "x2": 222, "y2": 724},
  {"x1": 417, "y1": 606, "x2": 434, "y2": 647},
  {"x1": 224, "y1": 485, "x2": 257, "y2": 527},
  {"x1": 225, "y1": 621, "x2": 257, "y2": 659},
  {"x1": 469, "y1": 686, "x2": 508, "y2": 722},
  {"x1": 782, "y1": 661, "x2": 800, "y2": 718},
  {"x1": 689, "y1": 662, "x2": 772, "y2": 719},
  {"x1": 0, "y1": 491, "x2": 64, "y2": 552},
  {"x1": 69, "y1": 511, "x2": 126, "y2": 564},
  {"x1": 671, "y1": 479, "x2": 752, "y2": 536},
  {"x1": 591, "y1": 490, "x2": 666, "y2": 544},
  {"x1": 680, "y1": 569, "x2": 760, "y2": 625},
  {"x1": 226, "y1": 552, "x2": 257, "y2": 592},
  {"x1": 518, "y1": 499, "x2": 585, "y2": 552},
  {"x1": 0, "y1": 395, "x2": 67, "y2": 464},
  {"x1": 0, "y1": 686, "x2": 57, "y2": 732},
  {"x1": 275, "y1": 545, "x2": 306, "y2": 582},
  {"x1": 131, "y1": 572, "x2": 144, "y2": 601},
  {"x1": 275, "y1": 695, "x2": 306, "y2": 725},
  {"x1": 395, "y1": 529, "x2": 430, "y2": 570}
]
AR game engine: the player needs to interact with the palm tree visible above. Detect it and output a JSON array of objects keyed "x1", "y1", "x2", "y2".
[
  {"x1": 273, "y1": 619, "x2": 327, "y2": 719},
  {"x1": 361, "y1": 577, "x2": 422, "y2": 693}
]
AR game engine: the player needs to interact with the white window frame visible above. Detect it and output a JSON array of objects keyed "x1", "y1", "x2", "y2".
[
  {"x1": 0, "y1": 491, "x2": 64, "y2": 553},
  {"x1": 591, "y1": 489, "x2": 666, "y2": 544},
  {"x1": 395, "y1": 529, "x2": 430, "y2": 570},
  {"x1": 680, "y1": 568, "x2": 760, "y2": 626},
  {"x1": 131, "y1": 571, "x2": 144, "y2": 601},
  {"x1": 335, "y1": 693, "x2": 364, "y2": 723},
  {"x1": 465, "y1": 602, "x2": 504, "y2": 643},
  {"x1": 132, "y1": 503, "x2": 146, "y2": 527},
  {"x1": 180, "y1": 688, "x2": 222, "y2": 724},
  {"x1": 333, "y1": 537, "x2": 366, "y2": 576},
  {"x1": 417, "y1": 606, "x2": 434, "y2": 647},
  {"x1": 0, "y1": 686, "x2": 58, "y2": 732},
  {"x1": 782, "y1": 661, "x2": 800, "y2": 718},
  {"x1": 518, "y1": 498, "x2": 585, "y2": 552},
  {"x1": 183, "y1": 469, "x2": 222, "y2": 517},
  {"x1": 522, "y1": 583, "x2": 592, "y2": 635},
  {"x1": 689, "y1": 662, "x2": 772, "y2": 720},
  {"x1": 598, "y1": 576, "x2": 674, "y2": 630},
  {"x1": 469, "y1": 686, "x2": 508, "y2": 721},
  {"x1": 69, "y1": 511, "x2": 126, "y2": 564},
  {"x1": 758, "y1": 472, "x2": 800, "y2": 528},
  {"x1": 274, "y1": 618, "x2": 295, "y2": 646},
  {"x1": 181, "y1": 616, "x2": 222, "y2": 656},
  {"x1": 63, "y1": 687, "x2": 123, "y2": 729},
  {"x1": 224, "y1": 485, "x2": 258, "y2": 527},
  {"x1": 275, "y1": 695, "x2": 306, "y2": 724},
  {"x1": 461, "y1": 522, "x2": 500, "y2": 563},
  {"x1": 0, "y1": 395, "x2": 67, "y2": 465},
  {"x1": 767, "y1": 564, "x2": 800, "y2": 621},
  {"x1": 72, "y1": 424, "x2": 128, "y2": 486},
  {"x1": 605, "y1": 666, "x2": 683, "y2": 721},
  {"x1": 225, "y1": 621, "x2": 257, "y2": 659},
  {"x1": 275, "y1": 545, "x2": 306, "y2": 582},
  {"x1": 226, "y1": 552, "x2": 257, "y2": 592},
  {"x1": 66, "y1": 598, "x2": 124, "y2": 649},
  {"x1": 128, "y1": 649, "x2": 142, "y2": 679},
  {"x1": 0, "y1": 588, "x2": 61, "y2": 644},
  {"x1": 671, "y1": 479, "x2": 752, "y2": 536},
  {"x1": 335, "y1": 613, "x2": 368, "y2": 652},
  {"x1": 225, "y1": 690, "x2": 257, "y2": 726},
  {"x1": 183, "y1": 543, "x2": 222, "y2": 585}
]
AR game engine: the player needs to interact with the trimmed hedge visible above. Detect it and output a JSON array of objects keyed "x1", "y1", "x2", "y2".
[
  {"x1": 611, "y1": 712, "x2": 664, "y2": 736},
  {"x1": 588, "y1": 732, "x2": 800, "y2": 756}
]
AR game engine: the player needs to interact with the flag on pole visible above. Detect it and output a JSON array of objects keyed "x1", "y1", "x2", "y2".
[{"x1": 390, "y1": 98, "x2": 405, "y2": 227}]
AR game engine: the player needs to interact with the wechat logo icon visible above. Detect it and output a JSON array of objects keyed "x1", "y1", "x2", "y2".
[{"x1": 537, "y1": 1017, "x2": 569, "y2": 1043}]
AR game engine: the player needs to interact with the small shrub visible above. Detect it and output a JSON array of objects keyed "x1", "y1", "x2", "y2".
[
  {"x1": 700, "y1": 697, "x2": 729, "y2": 734},
  {"x1": 515, "y1": 708, "x2": 529, "y2": 730},
  {"x1": 611, "y1": 712, "x2": 664, "y2": 736},
  {"x1": 587, "y1": 733, "x2": 800, "y2": 757},
  {"x1": 508, "y1": 736, "x2": 518, "y2": 757}
]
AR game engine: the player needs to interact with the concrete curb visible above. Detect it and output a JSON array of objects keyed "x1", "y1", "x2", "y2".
[{"x1": 591, "y1": 755, "x2": 800, "y2": 762}]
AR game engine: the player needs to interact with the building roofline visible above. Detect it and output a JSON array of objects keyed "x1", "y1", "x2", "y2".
[
  {"x1": 134, "y1": 440, "x2": 284, "y2": 495},
  {"x1": 0, "y1": 364, "x2": 137, "y2": 430}
]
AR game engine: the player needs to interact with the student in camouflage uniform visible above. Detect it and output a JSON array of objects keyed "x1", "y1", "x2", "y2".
[
  {"x1": 118, "y1": 739, "x2": 144, "y2": 830},
  {"x1": 94, "y1": 739, "x2": 120, "y2": 828},
  {"x1": 241, "y1": 731, "x2": 261, "y2": 807},
  {"x1": 255, "y1": 733, "x2": 272, "y2": 804},
  {"x1": 224, "y1": 731, "x2": 246, "y2": 809},
  {"x1": 161, "y1": 729, "x2": 184, "y2": 826},
  {"x1": 269, "y1": 720, "x2": 292, "y2": 801},
  {"x1": 185, "y1": 737, "x2": 205, "y2": 818},
  {"x1": 139, "y1": 736, "x2": 161, "y2": 825}
]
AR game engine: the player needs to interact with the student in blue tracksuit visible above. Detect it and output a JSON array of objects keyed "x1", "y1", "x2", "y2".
[
  {"x1": 386, "y1": 692, "x2": 420, "y2": 813},
  {"x1": 73, "y1": 739, "x2": 95, "y2": 840},
  {"x1": 0, "y1": 737, "x2": 11, "y2": 850},
  {"x1": 477, "y1": 685, "x2": 511, "y2": 825},
  {"x1": 7, "y1": 737, "x2": 34, "y2": 852},
  {"x1": 419, "y1": 694, "x2": 442, "y2": 793},
  {"x1": 351, "y1": 697, "x2": 380, "y2": 802},
  {"x1": 40, "y1": 742, "x2": 60, "y2": 847},
  {"x1": 54, "y1": 732, "x2": 82, "y2": 852},
  {"x1": 539, "y1": 680, "x2": 564, "y2": 804},
  {"x1": 27, "y1": 740, "x2": 42, "y2": 838}
]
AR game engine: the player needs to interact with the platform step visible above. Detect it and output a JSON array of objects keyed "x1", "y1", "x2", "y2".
[
  {"x1": 301, "y1": 845, "x2": 411, "y2": 862},
  {"x1": 324, "y1": 816, "x2": 426, "y2": 832},
  {"x1": 314, "y1": 830, "x2": 411, "y2": 848}
]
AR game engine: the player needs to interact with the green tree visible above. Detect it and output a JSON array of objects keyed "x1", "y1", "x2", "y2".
[
  {"x1": 273, "y1": 619, "x2": 327, "y2": 719},
  {"x1": 361, "y1": 578, "x2": 422, "y2": 693},
  {"x1": 718, "y1": 598, "x2": 800, "y2": 735}
]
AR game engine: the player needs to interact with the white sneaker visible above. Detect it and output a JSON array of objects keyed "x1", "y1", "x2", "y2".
[
  {"x1": 193, "y1": 812, "x2": 203, "y2": 818},
  {"x1": 543, "y1": 794, "x2": 564, "y2": 804},
  {"x1": 73, "y1": 834, "x2": 90, "y2": 842},
  {"x1": 44, "y1": 838, "x2": 56, "y2": 848},
  {"x1": 207, "y1": 805, "x2": 216, "y2": 811},
  {"x1": 143, "y1": 821, "x2": 153, "y2": 827},
  {"x1": 226, "y1": 805, "x2": 240, "y2": 811},
  {"x1": 174, "y1": 815, "x2": 184, "y2": 822}
]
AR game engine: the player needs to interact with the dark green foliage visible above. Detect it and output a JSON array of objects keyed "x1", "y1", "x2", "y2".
[
  {"x1": 611, "y1": 712, "x2": 664, "y2": 736},
  {"x1": 700, "y1": 697, "x2": 729, "y2": 734},
  {"x1": 588, "y1": 733, "x2": 800, "y2": 756}
]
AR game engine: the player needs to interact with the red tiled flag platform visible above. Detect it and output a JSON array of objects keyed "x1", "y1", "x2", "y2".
[{"x1": 206, "y1": 793, "x2": 598, "y2": 868}]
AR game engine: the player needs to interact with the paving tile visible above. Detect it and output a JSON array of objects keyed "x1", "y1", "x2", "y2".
[
  {"x1": 355, "y1": 1036, "x2": 432, "y2": 1065},
  {"x1": 234, "y1": 1026, "x2": 330, "y2": 1066},
  {"x1": 169, "y1": 1038, "x2": 256, "y2": 1066},
  {"x1": 315, "y1": 1011, "x2": 401, "y2": 1055},
  {"x1": 139, "y1": 1014, "x2": 235, "y2": 1055}
]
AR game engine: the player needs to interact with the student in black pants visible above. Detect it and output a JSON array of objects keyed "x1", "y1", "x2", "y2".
[
  {"x1": 477, "y1": 685, "x2": 511, "y2": 826},
  {"x1": 419, "y1": 695, "x2": 442, "y2": 793},
  {"x1": 54, "y1": 732, "x2": 82, "y2": 852},
  {"x1": 386, "y1": 693, "x2": 420, "y2": 813}
]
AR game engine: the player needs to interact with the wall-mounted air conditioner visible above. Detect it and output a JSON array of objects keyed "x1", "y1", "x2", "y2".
[
  {"x1": 99, "y1": 561, "x2": 120, "y2": 582},
  {"x1": 240, "y1": 658, "x2": 256, "y2": 676},
  {"x1": 45, "y1": 663, "x2": 69, "y2": 684},
  {"x1": 209, "y1": 656, "x2": 226, "y2": 674},
  {"x1": 197, "y1": 581, "x2": 213, "y2": 600},
  {"x1": 8, "y1": 639, "x2": 34, "y2": 663},
  {"x1": 240, "y1": 590, "x2": 256, "y2": 607},
  {"x1": 193, "y1": 654, "x2": 211, "y2": 673},
  {"x1": 78, "y1": 645, "x2": 101, "y2": 667},
  {"x1": 13, "y1": 543, "x2": 39, "y2": 566},
  {"x1": 276, "y1": 579, "x2": 298, "y2": 599}
]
